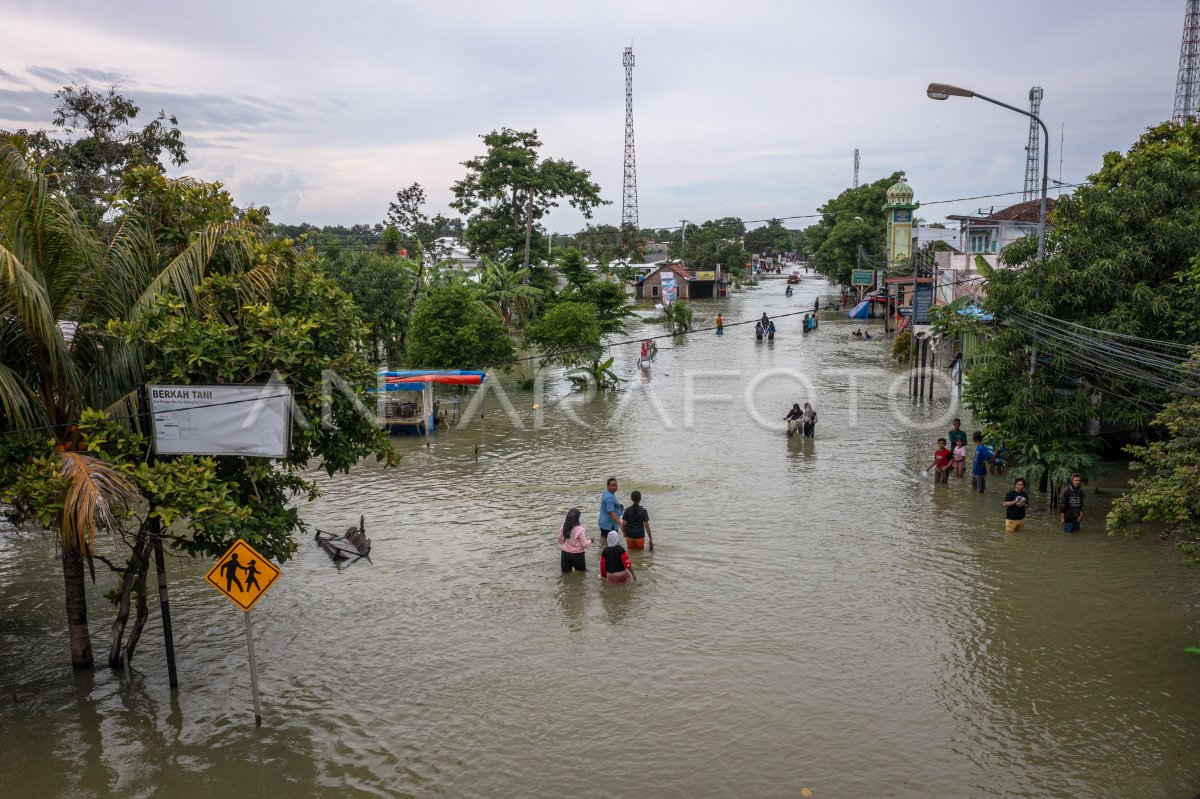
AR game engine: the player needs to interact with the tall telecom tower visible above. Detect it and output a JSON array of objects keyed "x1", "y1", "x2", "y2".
[
  {"x1": 853, "y1": 149, "x2": 860, "y2": 189},
  {"x1": 1174, "y1": 0, "x2": 1200, "y2": 122},
  {"x1": 1022, "y1": 86, "x2": 1044, "y2": 202},
  {"x1": 621, "y1": 46, "x2": 638, "y2": 230}
]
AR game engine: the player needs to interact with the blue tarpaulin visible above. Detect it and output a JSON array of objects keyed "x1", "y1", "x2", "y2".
[{"x1": 847, "y1": 300, "x2": 870, "y2": 319}]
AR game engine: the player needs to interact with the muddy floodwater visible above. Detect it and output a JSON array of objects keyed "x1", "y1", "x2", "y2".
[{"x1": 3, "y1": 277, "x2": 1199, "y2": 798}]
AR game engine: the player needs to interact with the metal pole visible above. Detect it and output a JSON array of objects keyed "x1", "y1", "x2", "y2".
[
  {"x1": 244, "y1": 611, "x2": 262, "y2": 727},
  {"x1": 137, "y1": 386, "x2": 179, "y2": 690},
  {"x1": 152, "y1": 530, "x2": 179, "y2": 689}
]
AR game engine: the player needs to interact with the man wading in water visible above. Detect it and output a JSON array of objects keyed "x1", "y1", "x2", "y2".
[
  {"x1": 1059, "y1": 473, "x2": 1085, "y2": 533},
  {"x1": 598, "y1": 477, "x2": 624, "y2": 542}
]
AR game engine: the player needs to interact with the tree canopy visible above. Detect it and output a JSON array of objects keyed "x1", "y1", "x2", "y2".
[
  {"x1": 804, "y1": 172, "x2": 901, "y2": 285},
  {"x1": 964, "y1": 121, "x2": 1200, "y2": 482},
  {"x1": 450, "y1": 128, "x2": 606, "y2": 268},
  {"x1": 406, "y1": 283, "x2": 516, "y2": 369}
]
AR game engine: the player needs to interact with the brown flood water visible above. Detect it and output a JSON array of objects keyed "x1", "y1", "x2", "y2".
[{"x1": 2, "y1": 277, "x2": 1199, "y2": 798}]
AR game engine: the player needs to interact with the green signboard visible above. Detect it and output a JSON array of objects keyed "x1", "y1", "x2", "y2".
[{"x1": 851, "y1": 269, "x2": 874, "y2": 286}]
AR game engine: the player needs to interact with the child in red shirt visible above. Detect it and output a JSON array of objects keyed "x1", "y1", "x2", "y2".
[{"x1": 926, "y1": 438, "x2": 953, "y2": 484}]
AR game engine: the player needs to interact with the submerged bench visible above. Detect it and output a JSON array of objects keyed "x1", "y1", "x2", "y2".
[{"x1": 314, "y1": 516, "x2": 372, "y2": 563}]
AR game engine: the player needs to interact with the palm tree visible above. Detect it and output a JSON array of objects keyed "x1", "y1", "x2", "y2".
[
  {"x1": 0, "y1": 137, "x2": 252, "y2": 667},
  {"x1": 478, "y1": 257, "x2": 542, "y2": 326}
]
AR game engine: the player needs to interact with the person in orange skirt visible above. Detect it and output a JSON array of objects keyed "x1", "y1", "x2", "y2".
[{"x1": 621, "y1": 490, "x2": 653, "y2": 551}]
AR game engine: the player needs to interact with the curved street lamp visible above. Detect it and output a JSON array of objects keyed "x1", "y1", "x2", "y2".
[{"x1": 926, "y1": 82, "x2": 1049, "y2": 261}]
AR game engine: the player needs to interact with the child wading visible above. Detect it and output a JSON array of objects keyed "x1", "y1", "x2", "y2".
[
  {"x1": 1002, "y1": 477, "x2": 1029, "y2": 533},
  {"x1": 558, "y1": 508, "x2": 593, "y2": 573},
  {"x1": 600, "y1": 531, "x2": 636, "y2": 584},
  {"x1": 927, "y1": 438, "x2": 952, "y2": 484},
  {"x1": 621, "y1": 490, "x2": 653, "y2": 551}
]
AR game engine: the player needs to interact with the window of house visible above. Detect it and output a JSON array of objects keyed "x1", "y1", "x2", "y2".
[
  {"x1": 969, "y1": 232, "x2": 997, "y2": 254},
  {"x1": 651, "y1": 285, "x2": 659, "y2": 296}
]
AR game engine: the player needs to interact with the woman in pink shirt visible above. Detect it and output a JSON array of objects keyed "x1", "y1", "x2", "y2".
[{"x1": 558, "y1": 508, "x2": 593, "y2": 573}]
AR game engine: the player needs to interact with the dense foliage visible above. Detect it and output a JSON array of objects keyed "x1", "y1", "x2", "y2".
[
  {"x1": 804, "y1": 172, "x2": 901, "y2": 285},
  {"x1": 965, "y1": 121, "x2": 1200, "y2": 482},
  {"x1": 1107, "y1": 359, "x2": 1200, "y2": 564},
  {"x1": 406, "y1": 283, "x2": 516, "y2": 369}
]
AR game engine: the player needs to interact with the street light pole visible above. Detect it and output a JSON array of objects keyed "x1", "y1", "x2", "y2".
[
  {"x1": 928, "y1": 82, "x2": 1049, "y2": 376},
  {"x1": 926, "y1": 83, "x2": 1049, "y2": 260}
]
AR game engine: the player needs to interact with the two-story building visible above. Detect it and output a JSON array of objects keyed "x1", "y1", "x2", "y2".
[{"x1": 937, "y1": 197, "x2": 1056, "y2": 303}]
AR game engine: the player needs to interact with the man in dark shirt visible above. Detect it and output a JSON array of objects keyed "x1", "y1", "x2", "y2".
[
  {"x1": 948, "y1": 418, "x2": 968, "y2": 451},
  {"x1": 1002, "y1": 477, "x2": 1029, "y2": 533},
  {"x1": 1059, "y1": 472, "x2": 1085, "y2": 533}
]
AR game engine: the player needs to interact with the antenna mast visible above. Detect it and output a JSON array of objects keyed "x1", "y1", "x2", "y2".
[
  {"x1": 1174, "y1": 0, "x2": 1200, "y2": 122},
  {"x1": 621, "y1": 47, "x2": 639, "y2": 230},
  {"x1": 1022, "y1": 86, "x2": 1044, "y2": 202},
  {"x1": 853, "y1": 149, "x2": 860, "y2": 189}
]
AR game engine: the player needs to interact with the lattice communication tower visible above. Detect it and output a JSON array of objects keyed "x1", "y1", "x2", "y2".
[
  {"x1": 1174, "y1": 0, "x2": 1200, "y2": 122},
  {"x1": 1022, "y1": 86, "x2": 1044, "y2": 203},
  {"x1": 621, "y1": 47, "x2": 638, "y2": 230},
  {"x1": 853, "y1": 148, "x2": 860, "y2": 189}
]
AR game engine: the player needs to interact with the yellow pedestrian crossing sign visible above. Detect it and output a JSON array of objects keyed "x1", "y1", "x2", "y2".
[{"x1": 205, "y1": 539, "x2": 281, "y2": 611}]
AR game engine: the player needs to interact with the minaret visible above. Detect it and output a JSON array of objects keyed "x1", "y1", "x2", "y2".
[{"x1": 883, "y1": 178, "x2": 919, "y2": 267}]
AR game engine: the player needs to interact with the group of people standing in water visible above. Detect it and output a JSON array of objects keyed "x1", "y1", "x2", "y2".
[
  {"x1": 783, "y1": 402, "x2": 817, "y2": 438},
  {"x1": 558, "y1": 477, "x2": 654, "y2": 584}
]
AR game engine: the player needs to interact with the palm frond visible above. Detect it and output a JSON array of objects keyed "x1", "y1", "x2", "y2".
[{"x1": 57, "y1": 450, "x2": 141, "y2": 554}]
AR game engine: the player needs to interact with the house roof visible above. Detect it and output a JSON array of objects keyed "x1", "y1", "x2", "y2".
[
  {"x1": 985, "y1": 197, "x2": 1056, "y2": 222},
  {"x1": 644, "y1": 262, "x2": 693, "y2": 280},
  {"x1": 948, "y1": 197, "x2": 1058, "y2": 225}
]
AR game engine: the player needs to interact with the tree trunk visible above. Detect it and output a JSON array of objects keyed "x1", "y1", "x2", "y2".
[
  {"x1": 62, "y1": 544, "x2": 93, "y2": 669},
  {"x1": 108, "y1": 523, "x2": 151, "y2": 669},
  {"x1": 399, "y1": 243, "x2": 425, "y2": 350},
  {"x1": 123, "y1": 557, "x2": 151, "y2": 669},
  {"x1": 522, "y1": 189, "x2": 534, "y2": 281}
]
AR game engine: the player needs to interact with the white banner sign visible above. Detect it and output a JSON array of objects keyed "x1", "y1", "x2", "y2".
[{"x1": 148, "y1": 384, "x2": 292, "y2": 458}]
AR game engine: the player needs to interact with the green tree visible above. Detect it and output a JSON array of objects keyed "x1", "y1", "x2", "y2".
[
  {"x1": 450, "y1": 128, "x2": 607, "y2": 270},
  {"x1": 669, "y1": 218, "x2": 749, "y2": 274},
  {"x1": 663, "y1": 300, "x2": 694, "y2": 335},
  {"x1": 0, "y1": 137, "x2": 251, "y2": 667},
  {"x1": 744, "y1": 219, "x2": 792, "y2": 258},
  {"x1": 524, "y1": 300, "x2": 620, "y2": 390},
  {"x1": 325, "y1": 248, "x2": 416, "y2": 363},
  {"x1": 557, "y1": 246, "x2": 593, "y2": 288},
  {"x1": 805, "y1": 173, "x2": 900, "y2": 285},
  {"x1": 1107, "y1": 356, "x2": 1200, "y2": 564},
  {"x1": 478, "y1": 257, "x2": 542, "y2": 326},
  {"x1": 406, "y1": 283, "x2": 516, "y2": 369},
  {"x1": 4, "y1": 84, "x2": 187, "y2": 227},
  {"x1": 966, "y1": 121, "x2": 1200, "y2": 482}
]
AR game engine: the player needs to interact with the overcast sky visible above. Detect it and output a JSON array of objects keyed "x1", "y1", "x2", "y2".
[{"x1": 0, "y1": 0, "x2": 1187, "y2": 232}]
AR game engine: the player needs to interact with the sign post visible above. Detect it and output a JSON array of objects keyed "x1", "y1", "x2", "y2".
[{"x1": 205, "y1": 539, "x2": 281, "y2": 727}]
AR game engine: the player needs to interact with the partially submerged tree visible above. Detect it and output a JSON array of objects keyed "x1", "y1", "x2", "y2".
[
  {"x1": 1107, "y1": 354, "x2": 1200, "y2": 564},
  {"x1": 406, "y1": 283, "x2": 516, "y2": 369}
]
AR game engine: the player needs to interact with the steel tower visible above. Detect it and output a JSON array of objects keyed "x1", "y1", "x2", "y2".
[
  {"x1": 621, "y1": 47, "x2": 638, "y2": 230},
  {"x1": 1022, "y1": 86, "x2": 1044, "y2": 202},
  {"x1": 1174, "y1": 0, "x2": 1200, "y2": 122},
  {"x1": 853, "y1": 148, "x2": 860, "y2": 188}
]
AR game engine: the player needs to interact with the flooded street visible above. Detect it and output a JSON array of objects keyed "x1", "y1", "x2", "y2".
[{"x1": 3, "y1": 277, "x2": 1199, "y2": 798}]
